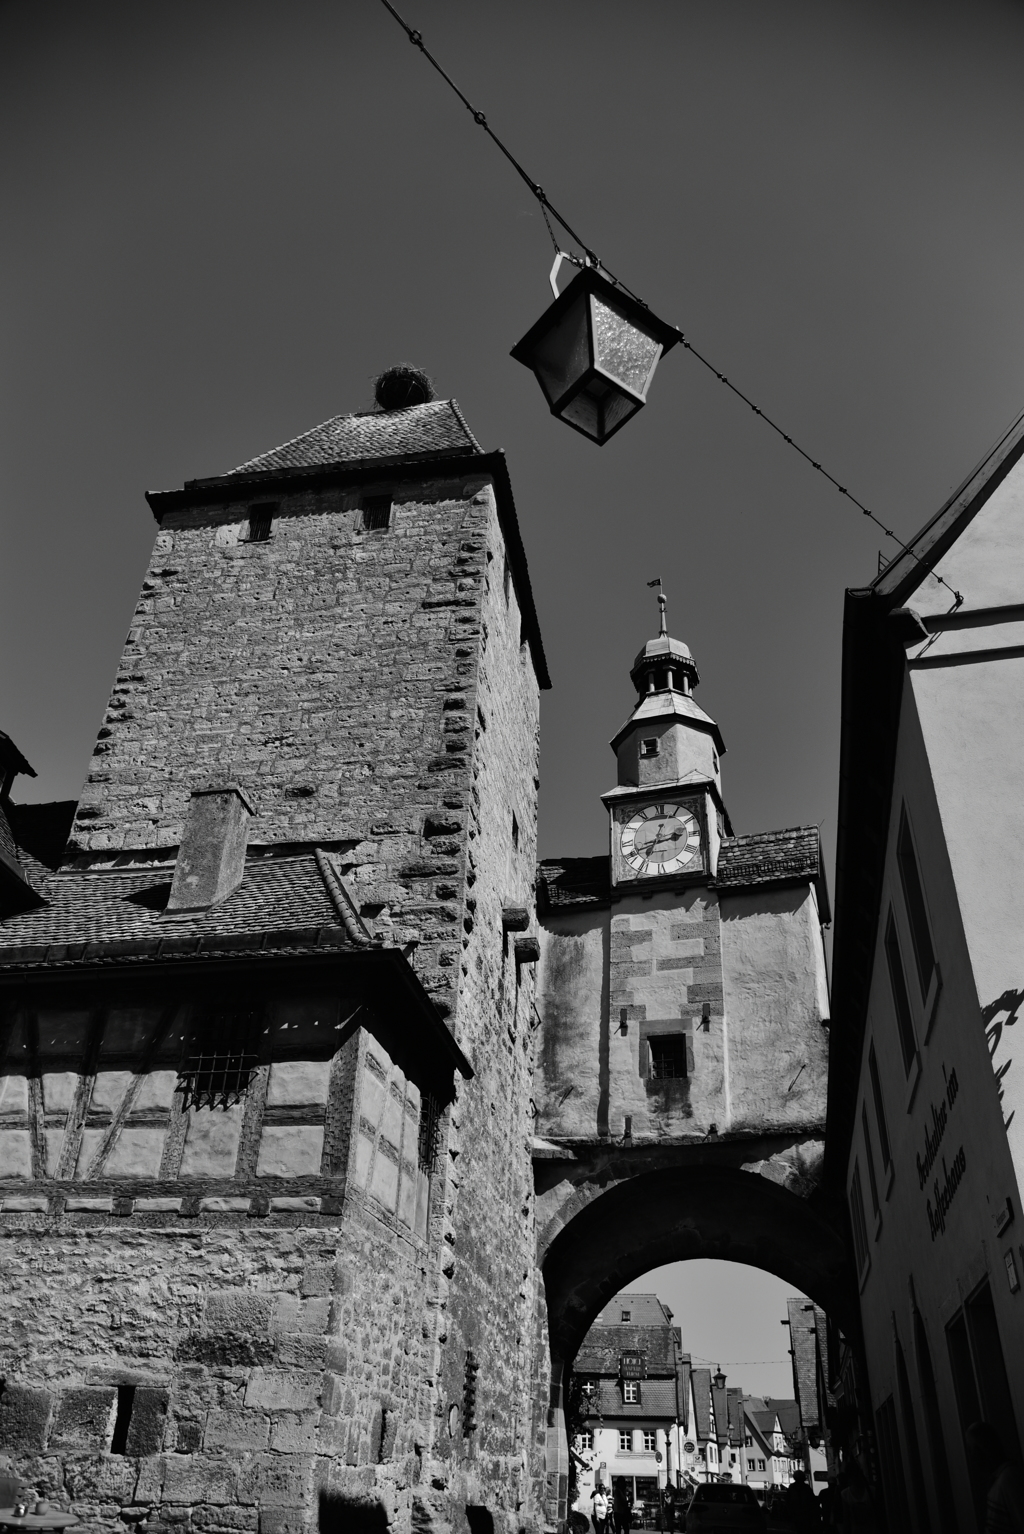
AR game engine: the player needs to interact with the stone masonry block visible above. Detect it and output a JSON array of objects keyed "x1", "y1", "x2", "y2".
[
  {"x1": 50, "y1": 1388, "x2": 117, "y2": 1450},
  {"x1": 269, "y1": 1412, "x2": 320, "y2": 1454},
  {"x1": 258, "y1": 1509, "x2": 309, "y2": 1534},
  {"x1": 299, "y1": 1262, "x2": 334, "y2": 1298},
  {"x1": 204, "y1": 1410, "x2": 271, "y2": 1452},
  {"x1": 271, "y1": 1296, "x2": 331, "y2": 1335},
  {"x1": 244, "y1": 1371, "x2": 321, "y2": 1413},
  {"x1": 126, "y1": 1388, "x2": 169, "y2": 1457},
  {"x1": 205, "y1": 1291, "x2": 275, "y2": 1335},
  {"x1": 240, "y1": 1454, "x2": 313, "y2": 1509},
  {"x1": 0, "y1": 1385, "x2": 53, "y2": 1452},
  {"x1": 162, "y1": 1455, "x2": 238, "y2": 1506}
]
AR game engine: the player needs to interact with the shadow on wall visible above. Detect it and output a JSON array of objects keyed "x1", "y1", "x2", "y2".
[{"x1": 319, "y1": 1491, "x2": 389, "y2": 1532}]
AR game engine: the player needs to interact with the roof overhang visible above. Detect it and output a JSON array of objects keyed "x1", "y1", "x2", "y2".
[
  {"x1": 0, "y1": 941, "x2": 472, "y2": 1098},
  {"x1": 145, "y1": 449, "x2": 550, "y2": 690}
]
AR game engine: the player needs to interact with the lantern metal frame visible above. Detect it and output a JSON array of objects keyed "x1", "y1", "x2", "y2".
[{"x1": 511, "y1": 260, "x2": 680, "y2": 445}]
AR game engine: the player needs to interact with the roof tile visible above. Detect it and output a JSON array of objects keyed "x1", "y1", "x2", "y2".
[{"x1": 231, "y1": 399, "x2": 481, "y2": 476}]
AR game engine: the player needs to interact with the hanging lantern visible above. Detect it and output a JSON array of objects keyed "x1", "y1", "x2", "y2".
[{"x1": 511, "y1": 256, "x2": 679, "y2": 445}]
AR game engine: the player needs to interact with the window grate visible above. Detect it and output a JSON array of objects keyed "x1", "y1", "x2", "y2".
[
  {"x1": 362, "y1": 494, "x2": 392, "y2": 531},
  {"x1": 247, "y1": 504, "x2": 276, "y2": 542},
  {"x1": 178, "y1": 1004, "x2": 260, "y2": 1111},
  {"x1": 418, "y1": 1091, "x2": 442, "y2": 1173},
  {"x1": 649, "y1": 1035, "x2": 688, "y2": 1079}
]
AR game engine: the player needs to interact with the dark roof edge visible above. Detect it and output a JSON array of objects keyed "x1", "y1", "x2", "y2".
[
  {"x1": 145, "y1": 449, "x2": 550, "y2": 690},
  {"x1": 872, "y1": 403, "x2": 1024, "y2": 606},
  {"x1": 825, "y1": 586, "x2": 905, "y2": 1185}
]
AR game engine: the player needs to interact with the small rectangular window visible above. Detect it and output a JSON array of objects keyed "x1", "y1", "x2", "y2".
[
  {"x1": 640, "y1": 738, "x2": 660, "y2": 758},
  {"x1": 361, "y1": 494, "x2": 392, "y2": 531},
  {"x1": 849, "y1": 1161, "x2": 870, "y2": 1278},
  {"x1": 247, "y1": 503, "x2": 276, "y2": 542},
  {"x1": 885, "y1": 909, "x2": 918, "y2": 1075},
  {"x1": 178, "y1": 1003, "x2": 260, "y2": 1111},
  {"x1": 577, "y1": 1430, "x2": 594, "y2": 1450},
  {"x1": 649, "y1": 1035, "x2": 688, "y2": 1080},
  {"x1": 868, "y1": 1044, "x2": 891, "y2": 1172},
  {"x1": 643, "y1": 1431, "x2": 657, "y2": 1452},
  {"x1": 897, "y1": 808, "x2": 935, "y2": 998},
  {"x1": 621, "y1": 1309, "x2": 631, "y2": 1322},
  {"x1": 862, "y1": 1104, "x2": 880, "y2": 1219},
  {"x1": 623, "y1": 1380, "x2": 639, "y2": 1403}
]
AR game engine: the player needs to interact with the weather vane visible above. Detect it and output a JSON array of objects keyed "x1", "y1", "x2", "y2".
[{"x1": 647, "y1": 577, "x2": 667, "y2": 637}]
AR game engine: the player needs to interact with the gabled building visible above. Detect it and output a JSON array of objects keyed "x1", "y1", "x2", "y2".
[
  {"x1": 573, "y1": 1292, "x2": 685, "y2": 1510},
  {"x1": 741, "y1": 1399, "x2": 795, "y2": 1492},
  {"x1": 829, "y1": 404, "x2": 1024, "y2": 1531}
]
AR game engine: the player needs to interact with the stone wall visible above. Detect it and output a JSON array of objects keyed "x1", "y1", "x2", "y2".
[{"x1": 3, "y1": 463, "x2": 546, "y2": 1534}]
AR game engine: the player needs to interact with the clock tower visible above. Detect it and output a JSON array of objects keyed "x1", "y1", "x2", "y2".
[{"x1": 603, "y1": 594, "x2": 729, "y2": 888}]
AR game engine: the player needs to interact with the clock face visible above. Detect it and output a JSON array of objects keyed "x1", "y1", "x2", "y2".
[{"x1": 619, "y1": 802, "x2": 702, "y2": 878}]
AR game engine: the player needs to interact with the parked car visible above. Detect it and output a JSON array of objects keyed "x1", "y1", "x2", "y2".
[{"x1": 684, "y1": 1483, "x2": 766, "y2": 1531}]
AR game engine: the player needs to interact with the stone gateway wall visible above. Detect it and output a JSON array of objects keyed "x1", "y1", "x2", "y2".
[{"x1": 1, "y1": 455, "x2": 545, "y2": 1534}]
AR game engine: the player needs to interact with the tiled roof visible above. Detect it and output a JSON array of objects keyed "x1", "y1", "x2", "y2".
[
  {"x1": 764, "y1": 1398, "x2": 801, "y2": 1441},
  {"x1": 537, "y1": 857, "x2": 611, "y2": 911},
  {"x1": 231, "y1": 400, "x2": 482, "y2": 475},
  {"x1": 691, "y1": 1369, "x2": 713, "y2": 1439},
  {"x1": 592, "y1": 1293, "x2": 673, "y2": 1327},
  {"x1": 786, "y1": 1299, "x2": 823, "y2": 1430},
  {"x1": 0, "y1": 852, "x2": 356, "y2": 970},
  {"x1": 576, "y1": 1322, "x2": 679, "y2": 1375},
  {"x1": 583, "y1": 1379, "x2": 678, "y2": 1421},
  {"x1": 716, "y1": 827, "x2": 822, "y2": 890}
]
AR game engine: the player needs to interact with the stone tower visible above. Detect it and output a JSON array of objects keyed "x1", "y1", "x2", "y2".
[{"x1": 0, "y1": 381, "x2": 549, "y2": 1533}]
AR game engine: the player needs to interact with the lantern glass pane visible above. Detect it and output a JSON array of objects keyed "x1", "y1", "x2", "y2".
[
  {"x1": 591, "y1": 296, "x2": 662, "y2": 399},
  {"x1": 528, "y1": 293, "x2": 592, "y2": 406},
  {"x1": 560, "y1": 377, "x2": 640, "y2": 442}
]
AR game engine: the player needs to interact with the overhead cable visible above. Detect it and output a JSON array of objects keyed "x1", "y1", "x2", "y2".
[{"x1": 376, "y1": 0, "x2": 963, "y2": 608}]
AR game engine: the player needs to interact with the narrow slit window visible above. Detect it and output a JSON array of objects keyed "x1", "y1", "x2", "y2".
[
  {"x1": 862, "y1": 1104, "x2": 880, "y2": 1218},
  {"x1": 868, "y1": 1044, "x2": 892, "y2": 1172},
  {"x1": 247, "y1": 503, "x2": 276, "y2": 542},
  {"x1": 361, "y1": 494, "x2": 392, "y2": 531},
  {"x1": 503, "y1": 553, "x2": 511, "y2": 605},
  {"x1": 649, "y1": 1035, "x2": 688, "y2": 1080},
  {"x1": 897, "y1": 808, "x2": 936, "y2": 998},
  {"x1": 885, "y1": 910, "x2": 918, "y2": 1075},
  {"x1": 512, "y1": 812, "x2": 520, "y2": 851},
  {"x1": 110, "y1": 1385, "x2": 136, "y2": 1455},
  {"x1": 849, "y1": 1161, "x2": 870, "y2": 1278},
  {"x1": 418, "y1": 1091, "x2": 442, "y2": 1174}
]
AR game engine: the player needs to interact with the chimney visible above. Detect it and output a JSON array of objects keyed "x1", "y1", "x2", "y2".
[{"x1": 166, "y1": 784, "x2": 255, "y2": 913}]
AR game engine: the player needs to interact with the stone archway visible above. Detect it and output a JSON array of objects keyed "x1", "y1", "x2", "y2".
[{"x1": 534, "y1": 1154, "x2": 853, "y2": 1530}]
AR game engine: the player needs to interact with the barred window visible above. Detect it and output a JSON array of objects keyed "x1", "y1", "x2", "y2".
[
  {"x1": 418, "y1": 1091, "x2": 442, "y2": 1173},
  {"x1": 361, "y1": 494, "x2": 392, "y2": 531},
  {"x1": 246, "y1": 504, "x2": 276, "y2": 542},
  {"x1": 649, "y1": 1035, "x2": 687, "y2": 1080},
  {"x1": 178, "y1": 1004, "x2": 260, "y2": 1111}
]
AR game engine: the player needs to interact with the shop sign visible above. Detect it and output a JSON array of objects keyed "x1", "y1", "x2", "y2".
[
  {"x1": 917, "y1": 1063, "x2": 967, "y2": 1240},
  {"x1": 620, "y1": 1350, "x2": 647, "y2": 1378}
]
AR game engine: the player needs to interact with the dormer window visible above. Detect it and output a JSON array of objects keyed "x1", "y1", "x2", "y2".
[{"x1": 640, "y1": 738, "x2": 659, "y2": 758}]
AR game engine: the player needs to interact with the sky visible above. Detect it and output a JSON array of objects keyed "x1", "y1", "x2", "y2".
[
  {"x1": 4, "y1": 0, "x2": 1024, "y2": 1383},
  {"x1": 640, "y1": 1261, "x2": 806, "y2": 1403}
]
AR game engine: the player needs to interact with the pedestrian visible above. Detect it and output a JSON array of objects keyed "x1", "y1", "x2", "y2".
[
  {"x1": 592, "y1": 1483, "x2": 611, "y2": 1534},
  {"x1": 838, "y1": 1460, "x2": 874, "y2": 1531},
  {"x1": 786, "y1": 1468, "x2": 820, "y2": 1531},
  {"x1": 612, "y1": 1481, "x2": 633, "y2": 1534},
  {"x1": 966, "y1": 1421, "x2": 1024, "y2": 1533},
  {"x1": 661, "y1": 1483, "x2": 676, "y2": 1533}
]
